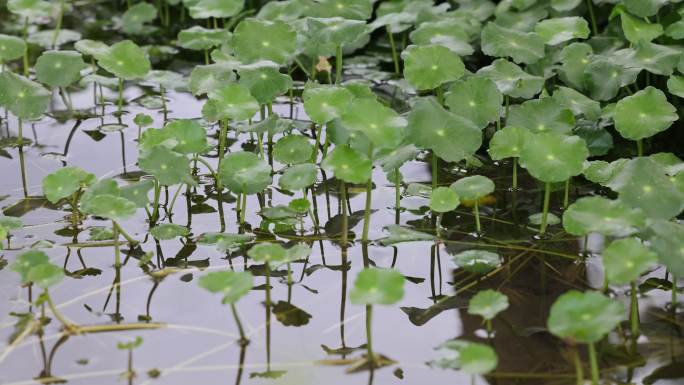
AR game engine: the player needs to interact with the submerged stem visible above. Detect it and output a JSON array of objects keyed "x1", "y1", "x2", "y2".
[
  {"x1": 361, "y1": 146, "x2": 373, "y2": 243},
  {"x1": 230, "y1": 303, "x2": 248, "y2": 346},
  {"x1": 563, "y1": 179, "x2": 570, "y2": 209},
  {"x1": 387, "y1": 26, "x2": 400, "y2": 75},
  {"x1": 636, "y1": 139, "x2": 644, "y2": 157},
  {"x1": 365, "y1": 304, "x2": 374, "y2": 366},
  {"x1": 265, "y1": 264, "x2": 272, "y2": 370},
  {"x1": 474, "y1": 201, "x2": 481, "y2": 234},
  {"x1": 572, "y1": 346, "x2": 584, "y2": 385},
  {"x1": 340, "y1": 181, "x2": 348, "y2": 246},
  {"x1": 512, "y1": 158, "x2": 518, "y2": 190},
  {"x1": 117, "y1": 78, "x2": 124, "y2": 115}
]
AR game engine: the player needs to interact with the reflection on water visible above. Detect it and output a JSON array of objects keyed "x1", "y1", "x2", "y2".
[{"x1": 0, "y1": 86, "x2": 682, "y2": 385}]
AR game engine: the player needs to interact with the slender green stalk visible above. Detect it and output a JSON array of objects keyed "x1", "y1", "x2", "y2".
[
  {"x1": 113, "y1": 221, "x2": 138, "y2": 245},
  {"x1": 112, "y1": 220, "x2": 121, "y2": 267},
  {"x1": 512, "y1": 158, "x2": 518, "y2": 190},
  {"x1": 387, "y1": 26, "x2": 400, "y2": 75},
  {"x1": 265, "y1": 264, "x2": 272, "y2": 370},
  {"x1": 167, "y1": 183, "x2": 184, "y2": 217},
  {"x1": 572, "y1": 346, "x2": 584, "y2": 385},
  {"x1": 160, "y1": 85, "x2": 167, "y2": 122},
  {"x1": 588, "y1": 342, "x2": 600, "y2": 385},
  {"x1": 45, "y1": 289, "x2": 76, "y2": 331},
  {"x1": 473, "y1": 202, "x2": 481, "y2": 234},
  {"x1": 563, "y1": 179, "x2": 570, "y2": 209},
  {"x1": 361, "y1": 145, "x2": 373, "y2": 243},
  {"x1": 340, "y1": 181, "x2": 348, "y2": 246},
  {"x1": 673, "y1": 274, "x2": 678, "y2": 309},
  {"x1": 218, "y1": 120, "x2": 228, "y2": 167},
  {"x1": 636, "y1": 139, "x2": 643, "y2": 157},
  {"x1": 539, "y1": 182, "x2": 552, "y2": 235},
  {"x1": 18, "y1": 119, "x2": 28, "y2": 198},
  {"x1": 117, "y1": 78, "x2": 124, "y2": 115},
  {"x1": 22, "y1": 18, "x2": 29, "y2": 77},
  {"x1": 239, "y1": 193, "x2": 247, "y2": 227},
  {"x1": 586, "y1": 0, "x2": 598, "y2": 36},
  {"x1": 485, "y1": 319, "x2": 492, "y2": 335},
  {"x1": 230, "y1": 303, "x2": 248, "y2": 346},
  {"x1": 151, "y1": 178, "x2": 161, "y2": 223},
  {"x1": 431, "y1": 154, "x2": 438, "y2": 190},
  {"x1": 365, "y1": 304, "x2": 374, "y2": 366},
  {"x1": 52, "y1": 0, "x2": 65, "y2": 49},
  {"x1": 335, "y1": 44, "x2": 343, "y2": 85},
  {"x1": 395, "y1": 168, "x2": 401, "y2": 224}
]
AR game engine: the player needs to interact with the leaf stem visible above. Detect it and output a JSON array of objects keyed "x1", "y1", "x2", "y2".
[
  {"x1": 395, "y1": 168, "x2": 401, "y2": 224},
  {"x1": 630, "y1": 280, "x2": 639, "y2": 353},
  {"x1": 563, "y1": 179, "x2": 570, "y2": 209},
  {"x1": 512, "y1": 158, "x2": 518, "y2": 190},
  {"x1": 586, "y1": 0, "x2": 598, "y2": 36},
  {"x1": 113, "y1": 221, "x2": 138, "y2": 245},
  {"x1": 340, "y1": 180, "x2": 348, "y2": 246},
  {"x1": 335, "y1": 45, "x2": 343, "y2": 85},
  {"x1": 361, "y1": 145, "x2": 373, "y2": 243},
  {"x1": 572, "y1": 345, "x2": 584, "y2": 385},
  {"x1": 588, "y1": 342, "x2": 600, "y2": 385},
  {"x1": 387, "y1": 26, "x2": 400, "y2": 75},
  {"x1": 365, "y1": 304, "x2": 374, "y2": 367},
  {"x1": 117, "y1": 78, "x2": 124, "y2": 115},
  {"x1": 45, "y1": 289, "x2": 76, "y2": 331},
  {"x1": 539, "y1": 182, "x2": 551, "y2": 235},
  {"x1": 230, "y1": 303, "x2": 249, "y2": 346},
  {"x1": 265, "y1": 263, "x2": 272, "y2": 370},
  {"x1": 52, "y1": 0, "x2": 65, "y2": 49},
  {"x1": 474, "y1": 201, "x2": 481, "y2": 234},
  {"x1": 636, "y1": 139, "x2": 643, "y2": 157}
]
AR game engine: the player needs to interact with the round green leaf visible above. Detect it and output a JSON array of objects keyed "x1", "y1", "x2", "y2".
[
  {"x1": 476, "y1": 59, "x2": 544, "y2": 99},
  {"x1": 647, "y1": 220, "x2": 684, "y2": 277},
  {"x1": 340, "y1": 98, "x2": 407, "y2": 150},
  {"x1": 507, "y1": 98, "x2": 575, "y2": 135},
  {"x1": 231, "y1": 19, "x2": 296, "y2": 64},
  {"x1": 150, "y1": 223, "x2": 189, "y2": 240},
  {"x1": 445, "y1": 77, "x2": 502, "y2": 129},
  {"x1": 185, "y1": 0, "x2": 244, "y2": 19},
  {"x1": 488, "y1": 126, "x2": 530, "y2": 160},
  {"x1": 11, "y1": 250, "x2": 50, "y2": 283},
  {"x1": 164, "y1": 119, "x2": 209, "y2": 154},
  {"x1": 562, "y1": 196, "x2": 646, "y2": 237},
  {"x1": 481, "y1": 22, "x2": 545, "y2": 64},
  {"x1": 121, "y1": 2, "x2": 157, "y2": 34},
  {"x1": 450, "y1": 175, "x2": 494, "y2": 200},
  {"x1": 204, "y1": 83, "x2": 259, "y2": 122},
  {"x1": 35, "y1": 50, "x2": 87, "y2": 88},
  {"x1": 82, "y1": 195, "x2": 137, "y2": 222},
  {"x1": 452, "y1": 250, "x2": 501, "y2": 274},
  {"x1": 0, "y1": 34, "x2": 26, "y2": 63},
  {"x1": 535, "y1": 17, "x2": 589, "y2": 45},
  {"x1": 321, "y1": 145, "x2": 372, "y2": 184},
  {"x1": 547, "y1": 290, "x2": 624, "y2": 344},
  {"x1": 430, "y1": 187, "x2": 460, "y2": 213},
  {"x1": 303, "y1": 85, "x2": 353, "y2": 125},
  {"x1": 433, "y1": 340, "x2": 498, "y2": 375},
  {"x1": 402, "y1": 44, "x2": 465, "y2": 91},
  {"x1": 407, "y1": 98, "x2": 482, "y2": 163},
  {"x1": 189, "y1": 63, "x2": 237, "y2": 96},
  {"x1": 27, "y1": 263, "x2": 64, "y2": 289},
  {"x1": 138, "y1": 146, "x2": 193, "y2": 186},
  {"x1": 42, "y1": 167, "x2": 96, "y2": 204},
  {"x1": 409, "y1": 19, "x2": 474, "y2": 56},
  {"x1": 349, "y1": 268, "x2": 405, "y2": 305},
  {"x1": 74, "y1": 39, "x2": 109, "y2": 58},
  {"x1": 614, "y1": 87, "x2": 677, "y2": 141},
  {"x1": 198, "y1": 271, "x2": 253, "y2": 304},
  {"x1": 0, "y1": 72, "x2": 51, "y2": 120},
  {"x1": 7, "y1": 0, "x2": 52, "y2": 19},
  {"x1": 519, "y1": 133, "x2": 588, "y2": 183},
  {"x1": 238, "y1": 61, "x2": 293, "y2": 105},
  {"x1": 219, "y1": 151, "x2": 271, "y2": 195},
  {"x1": 603, "y1": 238, "x2": 657, "y2": 285},
  {"x1": 95, "y1": 40, "x2": 151, "y2": 80},
  {"x1": 273, "y1": 135, "x2": 314, "y2": 165},
  {"x1": 178, "y1": 26, "x2": 230, "y2": 50},
  {"x1": 468, "y1": 289, "x2": 509, "y2": 321},
  {"x1": 247, "y1": 242, "x2": 288, "y2": 268}
]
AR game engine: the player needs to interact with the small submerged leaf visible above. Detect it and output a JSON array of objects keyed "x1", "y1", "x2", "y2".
[
  {"x1": 451, "y1": 250, "x2": 501, "y2": 274},
  {"x1": 379, "y1": 225, "x2": 436, "y2": 246},
  {"x1": 150, "y1": 224, "x2": 189, "y2": 240},
  {"x1": 468, "y1": 290, "x2": 509, "y2": 321}
]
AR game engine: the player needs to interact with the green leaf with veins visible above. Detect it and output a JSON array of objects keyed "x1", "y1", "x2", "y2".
[
  {"x1": 476, "y1": 59, "x2": 544, "y2": 99},
  {"x1": 547, "y1": 290, "x2": 623, "y2": 343},
  {"x1": 603, "y1": 238, "x2": 657, "y2": 285},
  {"x1": 306, "y1": 0, "x2": 372, "y2": 20},
  {"x1": 42, "y1": 167, "x2": 96, "y2": 204},
  {"x1": 303, "y1": 85, "x2": 353, "y2": 125},
  {"x1": 189, "y1": 63, "x2": 237, "y2": 96},
  {"x1": 273, "y1": 135, "x2": 314, "y2": 165},
  {"x1": 178, "y1": 26, "x2": 230, "y2": 50},
  {"x1": 138, "y1": 145, "x2": 193, "y2": 186},
  {"x1": 120, "y1": 179, "x2": 154, "y2": 208},
  {"x1": 552, "y1": 87, "x2": 601, "y2": 122},
  {"x1": 409, "y1": 20, "x2": 474, "y2": 56},
  {"x1": 614, "y1": 87, "x2": 677, "y2": 141},
  {"x1": 35, "y1": 50, "x2": 87, "y2": 88},
  {"x1": 481, "y1": 22, "x2": 545, "y2": 64},
  {"x1": 279, "y1": 164, "x2": 317, "y2": 192},
  {"x1": 0, "y1": 34, "x2": 26, "y2": 63},
  {"x1": 618, "y1": 9, "x2": 663, "y2": 44},
  {"x1": 0, "y1": 72, "x2": 51, "y2": 120},
  {"x1": 562, "y1": 196, "x2": 646, "y2": 237},
  {"x1": 95, "y1": 40, "x2": 151, "y2": 80},
  {"x1": 519, "y1": 133, "x2": 588, "y2": 183},
  {"x1": 468, "y1": 289, "x2": 509, "y2": 321},
  {"x1": 184, "y1": 0, "x2": 244, "y2": 19},
  {"x1": 82, "y1": 195, "x2": 137, "y2": 222},
  {"x1": 321, "y1": 145, "x2": 372, "y2": 184},
  {"x1": 433, "y1": 340, "x2": 498, "y2": 374},
  {"x1": 340, "y1": 98, "x2": 407, "y2": 150},
  {"x1": 402, "y1": 44, "x2": 465, "y2": 91},
  {"x1": 430, "y1": 187, "x2": 460, "y2": 213},
  {"x1": 11, "y1": 250, "x2": 50, "y2": 283},
  {"x1": 27, "y1": 263, "x2": 64, "y2": 289},
  {"x1": 507, "y1": 98, "x2": 575, "y2": 135},
  {"x1": 445, "y1": 77, "x2": 502, "y2": 129},
  {"x1": 204, "y1": 83, "x2": 259, "y2": 122},
  {"x1": 238, "y1": 61, "x2": 293, "y2": 105},
  {"x1": 231, "y1": 19, "x2": 296, "y2": 64},
  {"x1": 407, "y1": 98, "x2": 482, "y2": 163},
  {"x1": 218, "y1": 152, "x2": 272, "y2": 195},
  {"x1": 535, "y1": 17, "x2": 589, "y2": 45},
  {"x1": 488, "y1": 126, "x2": 530, "y2": 160},
  {"x1": 558, "y1": 42, "x2": 593, "y2": 90},
  {"x1": 121, "y1": 2, "x2": 157, "y2": 34},
  {"x1": 450, "y1": 175, "x2": 495, "y2": 200},
  {"x1": 150, "y1": 223, "x2": 189, "y2": 240},
  {"x1": 647, "y1": 220, "x2": 684, "y2": 277}
]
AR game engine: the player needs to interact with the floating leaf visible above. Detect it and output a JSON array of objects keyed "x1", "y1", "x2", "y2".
[
  {"x1": 27, "y1": 263, "x2": 64, "y2": 289},
  {"x1": 7, "y1": 0, "x2": 52, "y2": 19},
  {"x1": 535, "y1": 17, "x2": 589, "y2": 45},
  {"x1": 562, "y1": 197, "x2": 646, "y2": 237},
  {"x1": 139, "y1": 146, "x2": 193, "y2": 186},
  {"x1": 379, "y1": 225, "x2": 436, "y2": 246},
  {"x1": 519, "y1": 133, "x2": 588, "y2": 183},
  {"x1": 121, "y1": 2, "x2": 157, "y2": 34},
  {"x1": 407, "y1": 98, "x2": 481, "y2": 163},
  {"x1": 150, "y1": 224, "x2": 189, "y2": 240},
  {"x1": 445, "y1": 77, "x2": 502, "y2": 129},
  {"x1": 303, "y1": 85, "x2": 353, "y2": 124},
  {"x1": 409, "y1": 20, "x2": 474, "y2": 56},
  {"x1": 279, "y1": 164, "x2": 317, "y2": 191},
  {"x1": 547, "y1": 290, "x2": 623, "y2": 344},
  {"x1": 189, "y1": 63, "x2": 237, "y2": 96},
  {"x1": 468, "y1": 289, "x2": 509, "y2": 321},
  {"x1": 307, "y1": 0, "x2": 372, "y2": 20},
  {"x1": 231, "y1": 19, "x2": 296, "y2": 64},
  {"x1": 95, "y1": 40, "x2": 151, "y2": 80},
  {"x1": 507, "y1": 98, "x2": 575, "y2": 135},
  {"x1": 0, "y1": 34, "x2": 26, "y2": 63},
  {"x1": 476, "y1": 59, "x2": 544, "y2": 99},
  {"x1": 349, "y1": 268, "x2": 405, "y2": 305},
  {"x1": 450, "y1": 176, "x2": 494, "y2": 200},
  {"x1": 603, "y1": 238, "x2": 657, "y2": 285},
  {"x1": 219, "y1": 151, "x2": 271, "y2": 195},
  {"x1": 42, "y1": 167, "x2": 96, "y2": 204},
  {"x1": 430, "y1": 187, "x2": 460, "y2": 213},
  {"x1": 11, "y1": 250, "x2": 50, "y2": 283},
  {"x1": 273, "y1": 135, "x2": 313, "y2": 165},
  {"x1": 0, "y1": 72, "x2": 51, "y2": 120},
  {"x1": 178, "y1": 26, "x2": 230, "y2": 50},
  {"x1": 321, "y1": 145, "x2": 372, "y2": 184},
  {"x1": 613, "y1": 87, "x2": 677, "y2": 141},
  {"x1": 647, "y1": 220, "x2": 684, "y2": 277},
  {"x1": 402, "y1": 44, "x2": 465, "y2": 91},
  {"x1": 481, "y1": 22, "x2": 545, "y2": 64},
  {"x1": 198, "y1": 232, "x2": 255, "y2": 252},
  {"x1": 198, "y1": 271, "x2": 253, "y2": 304},
  {"x1": 340, "y1": 98, "x2": 407, "y2": 150},
  {"x1": 451, "y1": 250, "x2": 501, "y2": 274}
]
